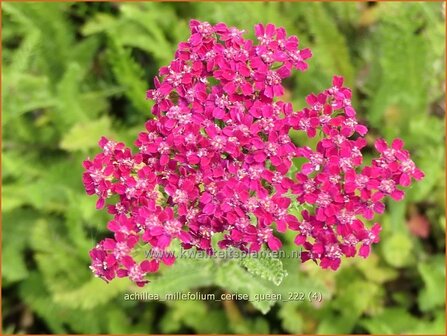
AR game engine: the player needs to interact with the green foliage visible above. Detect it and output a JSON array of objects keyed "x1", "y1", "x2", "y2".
[
  {"x1": 141, "y1": 258, "x2": 215, "y2": 297},
  {"x1": 302, "y1": 3, "x2": 355, "y2": 88},
  {"x1": 60, "y1": 116, "x2": 115, "y2": 152},
  {"x1": 216, "y1": 260, "x2": 276, "y2": 314},
  {"x1": 360, "y1": 307, "x2": 446, "y2": 334},
  {"x1": 106, "y1": 37, "x2": 151, "y2": 118},
  {"x1": 2, "y1": 2, "x2": 445, "y2": 334},
  {"x1": 418, "y1": 255, "x2": 446, "y2": 312},
  {"x1": 239, "y1": 250, "x2": 288, "y2": 286}
]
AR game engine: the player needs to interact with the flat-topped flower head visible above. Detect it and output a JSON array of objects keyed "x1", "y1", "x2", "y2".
[{"x1": 83, "y1": 20, "x2": 423, "y2": 286}]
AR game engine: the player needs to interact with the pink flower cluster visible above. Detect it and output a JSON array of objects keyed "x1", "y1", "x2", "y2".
[{"x1": 83, "y1": 20, "x2": 423, "y2": 286}]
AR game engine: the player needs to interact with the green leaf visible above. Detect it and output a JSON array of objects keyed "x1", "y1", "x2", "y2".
[
  {"x1": 278, "y1": 303, "x2": 303, "y2": 334},
  {"x1": 55, "y1": 62, "x2": 89, "y2": 128},
  {"x1": 215, "y1": 260, "x2": 275, "y2": 314},
  {"x1": 106, "y1": 37, "x2": 152, "y2": 117},
  {"x1": 272, "y1": 245, "x2": 330, "y2": 299},
  {"x1": 418, "y1": 255, "x2": 446, "y2": 312},
  {"x1": 31, "y1": 219, "x2": 92, "y2": 295},
  {"x1": 19, "y1": 272, "x2": 106, "y2": 334},
  {"x1": 365, "y1": 2, "x2": 440, "y2": 138},
  {"x1": 355, "y1": 253, "x2": 398, "y2": 284},
  {"x1": 106, "y1": 308, "x2": 134, "y2": 334},
  {"x1": 304, "y1": 3, "x2": 355, "y2": 87},
  {"x1": 2, "y1": 209, "x2": 36, "y2": 283},
  {"x1": 81, "y1": 12, "x2": 120, "y2": 35},
  {"x1": 160, "y1": 301, "x2": 229, "y2": 334},
  {"x1": 60, "y1": 116, "x2": 114, "y2": 152},
  {"x1": 3, "y1": 2, "x2": 75, "y2": 82},
  {"x1": 1, "y1": 150, "x2": 42, "y2": 180},
  {"x1": 360, "y1": 307, "x2": 434, "y2": 334},
  {"x1": 382, "y1": 232, "x2": 413, "y2": 267},
  {"x1": 2, "y1": 73, "x2": 55, "y2": 124},
  {"x1": 332, "y1": 280, "x2": 383, "y2": 318},
  {"x1": 317, "y1": 313, "x2": 357, "y2": 334},
  {"x1": 120, "y1": 4, "x2": 177, "y2": 64},
  {"x1": 70, "y1": 35, "x2": 101, "y2": 79},
  {"x1": 240, "y1": 251, "x2": 288, "y2": 286},
  {"x1": 135, "y1": 257, "x2": 215, "y2": 297},
  {"x1": 54, "y1": 277, "x2": 130, "y2": 310}
]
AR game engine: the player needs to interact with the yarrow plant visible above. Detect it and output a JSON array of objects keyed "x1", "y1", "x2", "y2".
[{"x1": 83, "y1": 20, "x2": 424, "y2": 286}]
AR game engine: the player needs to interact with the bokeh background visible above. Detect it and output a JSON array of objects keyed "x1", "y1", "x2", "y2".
[{"x1": 1, "y1": 1, "x2": 445, "y2": 334}]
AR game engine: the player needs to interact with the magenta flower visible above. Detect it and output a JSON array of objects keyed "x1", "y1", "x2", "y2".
[
  {"x1": 83, "y1": 20, "x2": 423, "y2": 286},
  {"x1": 116, "y1": 256, "x2": 153, "y2": 287}
]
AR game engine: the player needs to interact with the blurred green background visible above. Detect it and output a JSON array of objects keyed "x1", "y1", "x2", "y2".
[{"x1": 1, "y1": 1, "x2": 445, "y2": 334}]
